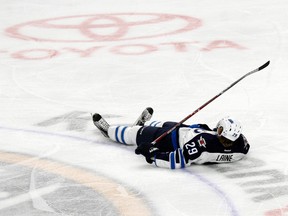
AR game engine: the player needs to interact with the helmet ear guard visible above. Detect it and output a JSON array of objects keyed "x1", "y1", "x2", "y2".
[{"x1": 216, "y1": 117, "x2": 242, "y2": 142}]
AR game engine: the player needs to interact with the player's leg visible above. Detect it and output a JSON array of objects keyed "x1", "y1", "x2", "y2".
[
  {"x1": 144, "y1": 120, "x2": 190, "y2": 128},
  {"x1": 93, "y1": 113, "x2": 139, "y2": 145},
  {"x1": 139, "y1": 121, "x2": 190, "y2": 152},
  {"x1": 107, "y1": 107, "x2": 154, "y2": 145},
  {"x1": 107, "y1": 125, "x2": 141, "y2": 145},
  {"x1": 136, "y1": 126, "x2": 175, "y2": 152},
  {"x1": 92, "y1": 107, "x2": 154, "y2": 145}
]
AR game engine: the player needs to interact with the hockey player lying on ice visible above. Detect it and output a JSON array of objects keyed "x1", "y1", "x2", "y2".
[{"x1": 92, "y1": 107, "x2": 250, "y2": 169}]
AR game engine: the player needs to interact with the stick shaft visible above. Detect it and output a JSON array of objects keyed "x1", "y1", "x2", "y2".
[{"x1": 151, "y1": 61, "x2": 270, "y2": 145}]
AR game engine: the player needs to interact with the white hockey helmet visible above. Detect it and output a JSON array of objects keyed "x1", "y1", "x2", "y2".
[{"x1": 216, "y1": 117, "x2": 242, "y2": 142}]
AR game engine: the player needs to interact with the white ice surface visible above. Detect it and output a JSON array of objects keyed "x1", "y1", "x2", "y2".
[{"x1": 0, "y1": 0, "x2": 288, "y2": 215}]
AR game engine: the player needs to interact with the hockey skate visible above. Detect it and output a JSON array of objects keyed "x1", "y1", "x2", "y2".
[
  {"x1": 133, "y1": 107, "x2": 154, "y2": 126},
  {"x1": 92, "y1": 113, "x2": 110, "y2": 137}
]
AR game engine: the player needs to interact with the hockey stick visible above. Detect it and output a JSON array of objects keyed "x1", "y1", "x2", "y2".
[{"x1": 151, "y1": 60, "x2": 270, "y2": 145}]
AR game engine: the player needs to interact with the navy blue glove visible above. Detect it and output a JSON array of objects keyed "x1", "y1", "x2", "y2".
[{"x1": 135, "y1": 143, "x2": 159, "y2": 164}]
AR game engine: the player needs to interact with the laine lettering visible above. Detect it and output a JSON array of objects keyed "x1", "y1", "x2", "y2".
[{"x1": 216, "y1": 154, "x2": 233, "y2": 162}]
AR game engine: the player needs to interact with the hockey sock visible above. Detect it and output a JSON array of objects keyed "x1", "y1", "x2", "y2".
[
  {"x1": 108, "y1": 125, "x2": 141, "y2": 145},
  {"x1": 144, "y1": 120, "x2": 164, "y2": 127}
]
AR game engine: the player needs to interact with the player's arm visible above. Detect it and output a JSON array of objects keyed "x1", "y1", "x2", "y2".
[
  {"x1": 153, "y1": 141, "x2": 203, "y2": 169},
  {"x1": 153, "y1": 149, "x2": 187, "y2": 169},
  {"x1": 153, "y1": 139, "x2": 215, "y2": 168},
  {"x1": 135, "y1": 141, "x2": 203, "y2": 169},
  {"x1": 135, "y1": 142, "x2": 188, "y2": 169}
]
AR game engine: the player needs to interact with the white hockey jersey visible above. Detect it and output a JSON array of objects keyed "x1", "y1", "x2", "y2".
[{"x1": 153, "y1": 126, "x2": 250, "y2": 169}]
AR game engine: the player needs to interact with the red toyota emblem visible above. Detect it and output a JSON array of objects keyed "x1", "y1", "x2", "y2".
[{"x1": 5, "y1": 13, "x2": 202, "y2": 43}]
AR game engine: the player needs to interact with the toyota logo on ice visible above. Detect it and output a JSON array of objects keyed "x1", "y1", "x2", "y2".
[
  {"x1": 4, "y1": 13, "x2": 247, "y2": 60},
  {"x1": 6, "y1": 13, "x2": 202, "y2": 43}
]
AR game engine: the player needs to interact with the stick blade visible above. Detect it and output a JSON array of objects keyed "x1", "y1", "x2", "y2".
[{"x1": 259, "y1": 60, "x2": 270, "y2": 71}]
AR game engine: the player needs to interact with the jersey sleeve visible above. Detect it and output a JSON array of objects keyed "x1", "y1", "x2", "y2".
[
  {"x1": 153, "y1": 141, "x2": 203, "y2": 169},
  {"x1": 153, "y1": 148, "x2": 188, "y2": 169}
]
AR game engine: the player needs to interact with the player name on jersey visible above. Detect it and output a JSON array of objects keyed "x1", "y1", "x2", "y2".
[{"x1": 216, "y1": 154, "x2": 233, "y2": 162}]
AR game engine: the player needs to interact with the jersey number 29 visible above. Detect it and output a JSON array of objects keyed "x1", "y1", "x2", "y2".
[{"x1": 185, "y1": 142, "x2": 198, "y2": 155}]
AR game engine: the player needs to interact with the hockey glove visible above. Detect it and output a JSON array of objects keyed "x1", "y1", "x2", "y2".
[{"x1": 135, "y1": 143, "x2": 159, "y2": 164}]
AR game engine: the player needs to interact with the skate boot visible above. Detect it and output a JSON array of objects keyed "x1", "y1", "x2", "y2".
[
  {"x1": 133, "y1": 107, "x2": 154, "y2": 126},
  {"x1": 92, "y1": 113, "x2": 110, "y2": 137}
]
